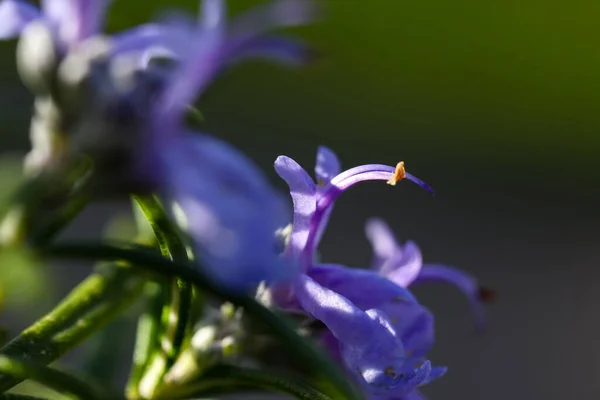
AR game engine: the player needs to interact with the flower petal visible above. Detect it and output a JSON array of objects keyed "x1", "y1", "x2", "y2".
[
  {"x1": 0, "y1": 0, "x2": 40, "y2": 39},
  {"x1": 162, "y1": 134, "x2": 295, "y2": 291},
  {"x1": 154, "y1": 17, "x2": 223, "y2": 132},
  {"x1": 294, "y1": 277, "x2": 416, "y2": 394},
  {"x1": 378, "y1": 301, "x2": 434, "y2": 359},
  {"x1": 359, "y1": 357, "x2": 432, "y2": 397},
  {"x1": 365, "y1": 217, "x2": 401, "y2": 270},
  {"x1": 274, "y1": 155, "x2": 317, "y2": 261},
  {"x1": 200, "y1": 0, "x2": 226, "y2": 32},
  {"x1": 315, "y1": 145, "x2": 341, "y2": 185},
  {"x1": 110, "y1": 23, "x2": 184, "y2": 61},
  {"x1": 420, "y1": 365, "x2": 447, "y2": 385},
  {"x1": 227, "y1": 0, "x2": 317, "y2": 48},
  {"x1": 294, "y1": 274, "x2": 375, "y2": 346},
  {"x1": 42, "y1": 0, "x2": 111, "y2": 47},
  {"x1": 382, "y1": 241, "x2": 423, "y2": 287},
  {"x1": 309, "y1": 263, "x2": 417, "y2": 310},
  {"x1": 311, "y1": 146, "x2": 341, "y2": 249},
  {"x1": 224, "y1": 35, "x2": 316, "y2": 67},
  {"x1": 415, "y1": 264, "x2": 488, "y2": 330}
]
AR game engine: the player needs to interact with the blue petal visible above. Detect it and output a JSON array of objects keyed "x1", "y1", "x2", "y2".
[
  {"x1": 225, "y1": 35, "x2": 317, "y2": 67},
  {"x1": 364, "y1": 219, "x2": 423, "y2": 287},
  {"x1": 382, "y1": 241, "x2": 422, "y2": 287},
  {"x1": 154, "y1": 21, "x2": 223, "y2": 135},
  {"x1": 110, "y1": 23, "x2": 185, "y2": 62},
  {"x1": 294, "y1": 274, "x2": 375, "y2": 346},
  {"x1": 0, "y1": 0, "x2": 40, "y2": 39},
  {"x1": 312, "y1": 146, "x2": 341, "y2": 248},
  {"x1": 365, "y1": 217, "x2": 402, "y2": 270},
  {"x1": 155, "y1": 0, "x2": 317, "y2": 138},
  {"x1": 41, "y1": 0, "x2": 110, "y2": 47},
  {"x1": 378, "y1": 301, "x2": 434, "y2": 359},
  {"x1": 274, "y1": 155, "x2": 317, "y2": 261},
  {"x1": 200, "y1": 0, "x2": 226, "y2": 32},
  {"x1": 415, "y1": 263, "x2": 489, "y2": 331},
  {"x1": 294, "y1": 276, "x2": 417, "y2": 395},
  {"x1": 357, "y1": 355, "x2": 432, "y2": 396},
  {"x1": 228, "y1": 0, "x2": 317, "y2": 45},
  {"x1": 161, "y1": 134, "x2": 295, "y2": 291},
  {"x1": 315, "y1": 145, "x2": 341, "y2": 185},
  {"x1": 309, "y1": 263, "x2": 418, "y2": 310},
  {"x1": 420, "y1": 366, "x2": 447, "y2": 385}
]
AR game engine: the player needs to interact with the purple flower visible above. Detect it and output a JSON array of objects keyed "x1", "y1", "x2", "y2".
[
  {"x1": 0, "y1": 0, "x2": 111, "y2": 49},
  {"x1": 273, "y1": 147, "x2": 443, "y2": 396},
  {"x1": 52, "y1": 1, "x2": 318, "y2": 290},
  {"x1": 275, "y1": 147, "x2": 433, "y2": 269},
  {"x1": 321, "y1": 300, "x2": 448, "y2": 400},
  {"x1": 142, "y1": 0, "x2": 317, "y2": 291},
  {"x1": 160, "y1": 133, "x2": 294, "y2": 291},
  {"x1": 365, "y1": 218, "x2": 495, "y2": 331}
]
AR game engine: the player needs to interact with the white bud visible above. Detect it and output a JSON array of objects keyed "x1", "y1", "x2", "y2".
[{"x1": 16, "y1": 21, "x2": 58, "y2": 95}]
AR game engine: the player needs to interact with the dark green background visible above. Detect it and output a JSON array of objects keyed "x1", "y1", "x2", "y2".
[{"x1": 1, "y1": 0, "x2": 600, "y2": 399}]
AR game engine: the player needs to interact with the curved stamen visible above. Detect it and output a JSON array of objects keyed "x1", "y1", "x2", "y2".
[{"x1": 302, "y1": 163, "x2": 434, "y2": 260}]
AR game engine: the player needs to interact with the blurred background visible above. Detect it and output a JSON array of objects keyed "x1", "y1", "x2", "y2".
[{"x1": 1, "y1": 0, "x2": 600, "y2": 399}]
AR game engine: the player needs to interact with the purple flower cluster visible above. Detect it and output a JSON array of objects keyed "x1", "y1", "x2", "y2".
[
  {"x1": 0, "y1": 0, "x2": 316, "y2": 290},
  {"x1": 1, "y1": 2, "x2": 492, "y2": 398},
  {"x1": 270, "y1": 147, "x2": 491, "y2": 399}
]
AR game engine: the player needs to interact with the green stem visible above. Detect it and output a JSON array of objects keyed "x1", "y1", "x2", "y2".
[
  {"x1": 167, "y1": 365, "x2": 332, "y2": 400},
  {"x1": 0, "y1": 266, "x2": 145, "y2": 391},
  {"x1": 45, "y1": 243, "x2": 362, "y2": 400},
  {"x1": 133, "y1": 196, "x2": 192, "y2": 360},
  {"x1": 0, "y1": 355, "x2": 114, "y2": 400},
  {"x1": 125, "y1": 282, "x2": 165, "y2": 399},
  {"x1": 129, "y1": 196, "x2": 193, "y2": 398}
]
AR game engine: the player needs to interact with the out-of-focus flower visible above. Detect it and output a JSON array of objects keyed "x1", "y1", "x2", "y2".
[
  {"x1": 63, "y1": 0, "x2": 316, "y2": 188},
  {"x1": 0, "y1": 0, "x2": 109, "y2": 48},
  {"x1": 161, "y1": 134, "x2": 294, "y2": 291},
  {"x1": 365, "y1": 218, "x2": 495, "y2": 331},
  {"x1": 61, "y1": 0, "x2": 314, "y2": 291},
  {"x1": 0, "y1": 0, "x2": 116, "y2": 172},
  {"x1": 144, "y1": 0, "x2": 316, "y2": 291},
  {"x1": 273, "y1": 147, "x2": 443, "y2": 396},
  {"x1": 0, "y1": 0, "x2": 316, "y2": 290},
  {"x1": 4, "y1": 0, "x2": 318, "y2": 175}
]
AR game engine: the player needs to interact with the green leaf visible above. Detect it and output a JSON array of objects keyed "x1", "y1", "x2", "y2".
[
  {"x1": 0, "y1": 267, "x2": 145, "y2": 392},
  {"x1": 125, "y1": 281, "x2": 167, "y2": 400},
  {"x1": 164, "y1": 364, "x2": 333, "y2": 400},
  {"x1": 0, "y1": 356, "x2": 119, "y2": 400},
  {"x1": 127, "y1": 196, "x2": 194, "y2": 399},
  {"x1": 44, "y1": 243, "x2": 363, "y2": 400}
]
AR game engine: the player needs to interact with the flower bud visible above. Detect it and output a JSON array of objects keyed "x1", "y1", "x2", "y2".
[
  {"x1": 23, "y1": 98, "x2": 66, "y2": 175},
  {"x1": 16, "y1": 21, "x2": 59, "y2": 96}
]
